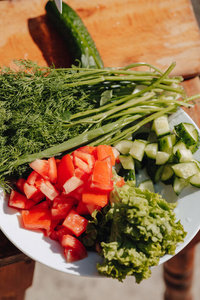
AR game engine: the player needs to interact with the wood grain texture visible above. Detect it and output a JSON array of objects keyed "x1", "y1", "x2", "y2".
[{"x1": 0, "y1": 0, "x2": 200, "y2": 77}]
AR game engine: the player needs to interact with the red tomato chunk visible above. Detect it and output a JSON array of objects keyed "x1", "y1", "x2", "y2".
[
  {"x1": 7, "y1": 145, "x2": 123, "y2": 263},
  {"x1": 62, "y1": 209, "x2": 88, "y2": 237}
]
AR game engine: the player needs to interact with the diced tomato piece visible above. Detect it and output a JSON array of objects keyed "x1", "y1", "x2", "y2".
[
  {"x1": 52, "y1": 225, "x2": 73, "y2": 242},
  {"x1": 21, "y1": 208, "x2": 51, "y2": 230},
  {"x1": 32, "y1": 200, "x2": 50, "y2": 210},
  {"x1": 27, "y1": 171, "x2": 42, "y2": 186},
  {"x1": 23, "y1": 182, "x2": 44, "y2": 201},
  {"x1": 44, "y1": 219, "x2": 60, "y2": 237},
  {"x1": 15, "y1": 178, "x2": 26, "y2": 194},
  {"x1": 63, "y1": 176, "x2": 84, "y2": 195},
  {"x1": 73, "y1": 156, "x2": 92, "y2": 174},
  {"x1": 48, "y1": 157, "x2": 57, "y2": 184},
  {"x1": 92, "y1": 159, "x2": 112, "y2": 185},
  {"x1": 76, "y1": 145, "x2": 97, "y2": 156},
  {"x1": 68, "y1": 186, "x2": 84, "y2": 201},
  {"x1": 8, "y1": 190, "x2": 27, "y2": 209},
  {"x1": 57, "y1": 154, "x2": 75, "y2": 190},
  {"x1": 29, "y1": 159, "x2": 50, "y2": 180},
  {"x1": 85, "y1": 203, "x2": 101, "y2": 215},
  {"x1": 82, "y1": 192, "x2": 108, "y2": 207},
  {"x1": 97, "y1": 145, "x2": 115, "y2": 165},
  {"x1": 24, "y1": 199, "x2": 37, "y2": 210},
  {"x1": 89, "y1": 176, "x2": 114, "y2": 192},
  {"x1": 63, "y1": 210, "x2": 88, "y2": 237},
  {"x1": 61, "y1": 234, "x2": 87, "y2": 262},
  {"x1": 51, "y1": 196, "x2": 75, "y2": 221},
  {"x1": 35, "y1": 179, "x2": 59, "y2": 201},
  {"x1": 75, "y1": 200, "x2": 90, "y2": 215},
  {"x1": 73, "y1": 150, "x2": 95, "y2": 170},
  {"x1": 74, "y1": 167, "x2": 90, "y2": 181},
  {"x1": 52, "y1": 195, "x2": 76, "y2": 208}
]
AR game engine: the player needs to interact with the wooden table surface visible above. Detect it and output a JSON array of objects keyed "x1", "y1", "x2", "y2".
[{"x1": 0, "y1": 1, "x2": 200, "y2": 299}]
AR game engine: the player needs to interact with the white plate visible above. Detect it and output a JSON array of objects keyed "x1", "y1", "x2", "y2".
[{"x1": 0, "y1": 108, "x2": 200, "y2": 277}]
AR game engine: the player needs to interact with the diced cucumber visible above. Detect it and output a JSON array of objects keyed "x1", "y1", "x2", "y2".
[
  {"x1": 119, "y1": 155, "x2": 135, "y2": 170},
  {"x1": 161, "y1": 164, "x2": 174, "y2": 184},
  {"x1": 175, "y1": 148, "x2": 193, "y2": 163},
  {"x1": 147, "y1": 131, "x2": 158, "y2": 143},
  {"x1": 151, "y1": 115, "x2": 170, "y2": 137},
  {"x1": 159, "y1": 134, "x2": 177, "y2": 153},
  {"x1": 189, "y1": 172, "x2": 200, "y2": 187},
  {"x1": 173, "y1": 176, "x2": 190, "y2": 196},
  {"x1": 145, "y1": 143, "x2": 158, "y2": 159},
  {"x1": 129, "y1": 139, "x2": 147, "y2": 162},
  {"x1": 138, "y1": 179, "x2": 155, "y2": 193},
  {"x1": 156, "y1": 151, "x2": 170, "y2": 165},
  {"x1": 174, "y1": 122, "x2": 199, "y2": 147},
  {"x1": 189, "y1": 141, "x2": 200, "y2": 154},
  {"x1": 172, "y1": 162, "x2": 199, "y2": 179},
  {"x1": 173, "y1": 140, "x2": 188, "y2": 154},
  {"x1": 114, "y1": 140, "x2": 134, "y2": 155}
]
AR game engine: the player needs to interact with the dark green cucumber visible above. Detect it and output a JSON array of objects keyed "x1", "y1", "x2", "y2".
[{"x1": 45, "y1": 1, "x2": 104, "y2": 69}]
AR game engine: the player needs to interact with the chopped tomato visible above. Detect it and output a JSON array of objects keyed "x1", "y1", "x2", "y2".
[
  {"x1": 82, "y1": 192, "x2": 108, "y2": 207},
  {"x1": 32, "y1": 200, "x2": 50, "y2": 210},
  {"x1": 61, "y1": 234, "x2": 87, "y2": 262},
  {"x1": 92, "y1": 159, "x2": 112, "y2": 185},
  {"x1": 74, "y1": 167, "x2": 90, "y2": 181},
  {"x1": 97, "y1": 144, "x2": 115, "y2": 165},
  {"x1": 27, "y1": 171, "x2": 42, "y2": 186},
  {"x1": 44, "y1": 219, "x2": 60, "y2": 237},
  {"x1": 21, "y1": 208, "x2": 51, "y2": 230},
  {"x1": 57, "y1": 154, "x2": 75, "y2": 190},
  {"x1": 48, "y1": 156, "x2": 57, "y2": 184},
  {"x1": 76, "y1": 145, "x2": 97, "y2": 156},
  {"x1": 89, "y1": 176, "x2": 114, "y2": 192},
  {"x1": 6, "y1": 144, "x2": 126, "y2": 264},
  {"x1": 15, "y1": 178, "x2": 26, "y2": 194},
  {"x1": 63, "y1": 176, "x2": 84, "y2": 195},
  {"x1": 73, "y1": 156, "x2": 92, "y2": 173},
  {"x1": 51, "y1": 195, "x2": 75, "y2": 221},
  {"x1": 29, "y1": 159, "x2": 50, "y2": 180},
  {"x1": 35, "y1": 178, "x2": 59, "y2": 201},
  {"x1": 73, "y1": 150, "x2": 95, "y2": 170},
  {"x1": 52, "y1": 225, "x2": 73, "y2": 242},
  {"x1": 85, "y1": 203, "x2": 101, "y2": 215},
  {"x1": 23, "y1": 182, "x2": 44, "y2": 202},
  {"x1": 63, "y1": 209, "x2": 88, "y2": 237},
  {"x1": 24, "y1": 199, "x2": 37, "y2": 210},
  {"x1": 8, "y1": 190, "x2": 27, "y2": 209},
  {"x1": 75, "y1": 200, "x2": 90, "y2": 215}
]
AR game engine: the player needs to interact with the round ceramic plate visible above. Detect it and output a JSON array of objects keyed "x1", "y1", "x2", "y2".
[{"x1": 0, "y1": 108, "x2": 200, "y2": 277}]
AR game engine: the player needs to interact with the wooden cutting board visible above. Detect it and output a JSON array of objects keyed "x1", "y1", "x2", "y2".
[{"x1": 0, "y1": 0, "x2": 200, "y2": 78}]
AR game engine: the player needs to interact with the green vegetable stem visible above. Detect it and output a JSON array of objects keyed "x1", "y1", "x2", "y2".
[{"x1": 0, "y1": 60, "x2": 199, "y2": 190}]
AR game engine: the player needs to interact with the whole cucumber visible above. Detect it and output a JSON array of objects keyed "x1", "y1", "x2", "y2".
[{"x1": 45, "y1": 1, "x2": 104, "y2": 68}]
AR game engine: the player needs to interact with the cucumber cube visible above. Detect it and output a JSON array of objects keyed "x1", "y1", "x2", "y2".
[{"x1": 129, "y1": 139, "x2": 147, "y2": 162}]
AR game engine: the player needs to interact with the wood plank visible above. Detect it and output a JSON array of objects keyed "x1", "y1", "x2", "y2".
[{"x1": 0, "y1": 0, "x2": 200, "y2": 77}]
